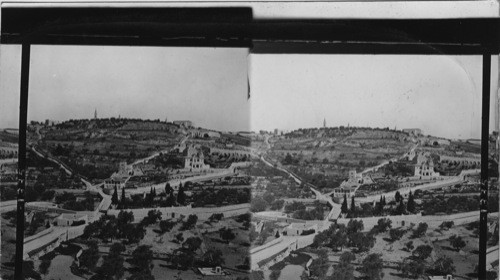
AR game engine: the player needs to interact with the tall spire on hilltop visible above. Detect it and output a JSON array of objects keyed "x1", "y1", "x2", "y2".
[
  {"x1": 323, "y1": 118, "x2": 326, "y2": 129},
  {"x1": 94, "y1": 108, "x2": 97, "y2": 120}
]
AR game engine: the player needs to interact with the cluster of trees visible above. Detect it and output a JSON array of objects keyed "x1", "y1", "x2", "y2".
[
  {"x1": 411, "y1": 223, "x2": 429, "y2": 238},
  {"x1": 151, "y1": 153, "x2": 184, "y2": 169},
  {"x1": 114, "y1": 183, "x2": 187, "y2": 209},
  {"x1": 85, "y1": 243, "x2": 155, "y2": 280},
  {"x1": 82, "y1": 211, "x2": 145, "y2": 244},
  {"x1": 24, "y1": 185, "x2": 57, "y2": 203},
  {"x1": 191, "y1": 188, "x2": 250, "y2": 207},
  {"x1": 448, "y1": 235, "x2": 467, "y2": 251},
  {"x1": 353, "y1": 192, "x2": 419, "y2": 219},
  {"x1": 91, "y1": 242, "x2": 126, "y2": 280},
  {"x1": 244, "y1": 161, "x2": 288, "y2": 177},
  {"x1": 158, "y1": 220, "x2": 177, "y2": 233},
  {"x1": 250, "y1": 196, "x2": 268, "y2": 212},
  {"x1": 331, "y1": 251, "x2": 356, "y2": 280},
  {"x1": 309, "y1": 250, "x2": 384, "y2": 280},
  {"x1": 218, "y1": 227, "x2": 236, "y2": 243},
  {"x1": 169, "y1": 246, "x2": 225, "y2": 270},
  {"x1": 369, "y1": 218, "x2": 392, "y2": 235},
  {"x1": 128, "y1": 245, "x2": 155, "y2": 279},
  {"x1": 283, "y1": 201, "x2": 326, "y2": 220},
  {"x1": 421, "y1": 195, "x2": 478, "y2": 215},
  {"x1": 234, "y1": 213, "x2": 251, "y2": 229},
  {"x1": 180, "y1": 214, "x2": 198, "y2": 231},
  {"x1": 0, "y1": 184, "x2": 18, "y2": 201},
  {"x1": 382, "y1": 161, "x2": 414, "y2": 177},
  {"x1": 55, "y1": 191, "x2": 96, "y2": 211},
  {"x1": 79, "y1": 240, "x2": 100, "y2": 272},
  {"x1": 140, "y1": 210, "x2": 162, "y2": 227},
  {"x1": 26, "y1": 151, "x2": 60, "y2": 171},
  {"x1": 26, "y1": 212, "x2": 49, "y2": 236},
  {"x1": 312, "y1": 220, "x2": 375, "y2": 252},
  {"x1": 439, "y1": 221, "x2": 455, "y2": 231},
  {"x1": 292, "y1": 204, "x2": 325, "y2": 220},
  {"x1": 263, "y1": 181, "x2": 313, "y2": 202},
  {"x1": 64, "y1": 159, "x2": 116, "y2": 180},
  {"x1": 399, "y1": 243, "x2": 456, "y2": 279},
  {"x1": 270, "y1": 199, "x2": 285, "y2": 211},
  {"x1": 285, "y1": 201, "x2": 307, "y2": 213},
  {"x1": 308, "y1": 249, "x2": 330, "y2": 279},
  {"x1": 282, "y1": 153, "x2": 300, "y2": 165},
  {"x1": 290, "y1": 167, "x2": 342, "y2": 190}
]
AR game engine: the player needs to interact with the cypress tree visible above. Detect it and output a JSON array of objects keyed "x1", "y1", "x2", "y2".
[
  {"x1": 166, "y1": 191, "x2": 176, "y2": 207},
  {"x1": 396, "y1": 198, "x2": 406, "y2": 215},
  {"x1": 407, "y1": 191, "x2": 416, "y2": 213},
  {"x1": 121, "y1": 187, "x2": 126, "y2": 208},
  {"x1": 341, "y1": 194, "x2": 348, "y2": 214},
  {"x1": 165, "y1": 183, "x2": 172, "y2": 195},
  {"x1": 177, "y1": 184, "x2": 186, "y2": 205},
  {"x1": 395, "y1": 191, "x2": 401, "y2": 202},
  {"x1": 350, "y1": 196, "x2": 356, "y2": 217},
  {"x1": 111, "y1": 185, "x2": 119, "y2": 205}
]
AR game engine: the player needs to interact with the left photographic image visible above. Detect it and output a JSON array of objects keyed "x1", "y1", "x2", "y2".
[{"x1": 0, "y1": 44, "x2": 253, "y2": 280}]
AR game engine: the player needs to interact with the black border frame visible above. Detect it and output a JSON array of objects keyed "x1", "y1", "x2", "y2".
[{"x1": 1, "y1": 7, "x2": 498, "y2": 280}]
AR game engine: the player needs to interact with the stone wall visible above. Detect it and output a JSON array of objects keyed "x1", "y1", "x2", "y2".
[{"x1": 106, "y1": 203, "x2": 250, "y2": 222}]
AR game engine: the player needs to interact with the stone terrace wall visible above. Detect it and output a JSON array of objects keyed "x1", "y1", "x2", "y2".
[
  {"x1": 336, "y1": 211, "x2": 499, "y2": 231},
  {"x1": 107, "y1": 203, "x2": 250, "y2": 222}
]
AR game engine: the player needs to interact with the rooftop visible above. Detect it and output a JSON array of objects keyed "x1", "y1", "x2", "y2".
[{"x1": 197, "y1": 267, "x2": 227, "y2": 276}]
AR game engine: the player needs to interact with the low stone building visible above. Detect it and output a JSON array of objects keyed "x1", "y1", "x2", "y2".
[
  {"x1": 104, "y1": 177, "x2": 128, "y2": 191},
  {"x1": 285, "y1": 223, "x2": 318, "y2": 236},
  {"x1": 54, "y1": 213, "x2": 88, "y2": 226},
  {"x1": 332, "y1": 186, "x2": 357, "y2": 200},
  {"x1": 183, "y1": 145, "x2": 210, "y2": 171}
]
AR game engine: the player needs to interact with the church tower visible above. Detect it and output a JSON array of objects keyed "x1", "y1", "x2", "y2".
[
  {"x1": 323, "y1": 118, "x2": 326, "y2": 128},
  {"x1": 94, "y1": 108, "x2": 97, "y2": 120}
]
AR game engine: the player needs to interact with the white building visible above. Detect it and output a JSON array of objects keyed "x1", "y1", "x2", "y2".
[
  {"x1": 414, "y1": 160, "x2": 440, "y2": 178},
  {"x1": 333, "y1": 170, "x2": 365, "y2": 199},
  {"x1": 174, "y1": 120, "x2": 193, "y2": 128},
  {"x1": 190, "y1": 129, "x2": 221, "y2": 138},
  {"x1": 104, "y1": 177, "x2": 128, "y2": 190},
  {"x1": 285, "y1": 223, "x2": 318, "y2": 236},
  {"x1": 197, "y1": 267, "x2": 227, "y2": 277},
  {"x1": 332, "y1": 186, "x2": 357, "y2": 199},
  {"x1": 440, "y1": 155, "x2": 481, "y2": 168},
  {"x1": 54, "y1": 213, "x2": 88, "y2": 226},
  {"x1": 183, "y1": 145, "x2": 210, "y2": 171}
]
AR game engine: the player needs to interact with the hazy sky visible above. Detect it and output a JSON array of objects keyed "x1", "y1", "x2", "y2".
[
  {"x1": 250, "y1": 54, "x2": 498, "y2": 139},
  {"x1": 0, "y1": 45, "x2": 498, "y2": 139},
  {"x1": 0, "y1": 45, "x2": 250, "y2": 132}
]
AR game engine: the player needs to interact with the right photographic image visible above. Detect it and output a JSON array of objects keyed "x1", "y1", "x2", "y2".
[{"x1": 248, "y1": 54, "x2": 499, "y2": 280}]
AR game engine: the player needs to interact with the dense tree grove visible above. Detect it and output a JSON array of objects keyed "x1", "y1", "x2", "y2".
[
  {"x1": 449, "y1": 235, "x2": 466, "y2": 251},
  {"x1": 79, "y1": 240, "x2": 100, "y2": 271},
  {"x1": 421, "y1": 196, "x2": 479, "y2": 215},
  {"x1": 129, "y1": 245, "x2": 154, "y2": 279},
  {"x1": 191, "y1": 188, "x2": 250, "y2": 207},
  {"x1": 330, "y1": 251, "x2": 355, "y2": 280},
  {"x1": 361, "y1": 254, "x2": 384, "y2": 280},
  {"x1": 411, "y1": 222, "x2": 428, "y2": 238},
  {"x1": 82, "y1": 211, "x2": 145, "y2": 244},
  {"x1": 95, "y1": 243, "x2": 126, "y2": 280},
  {"x1": 309, "y1": 249, "x2": 329, "y2": 279},
  {"x1": 180, "y1": 214, "x2": 198, "y2": 231},
  {"x1": 313, "y1": 223, "x2": 348, "y2": 251},
  {"x1": 313, "y1": 220, "x2": 374, "y2": 253},
  {"x1": 55, "y1": 191, "x2": 97, "y2": 211}
]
